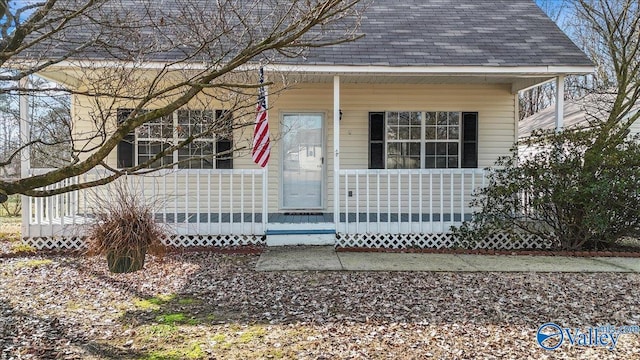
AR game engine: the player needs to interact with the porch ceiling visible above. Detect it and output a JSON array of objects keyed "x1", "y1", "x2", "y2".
[{"x1": 287, "y1": 73, "x2": 555, "y2": 94}]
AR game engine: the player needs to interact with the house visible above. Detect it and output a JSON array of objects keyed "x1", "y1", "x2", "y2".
[
  {"x1": 518, "y1": 94, "x2": 640, "y2": 160},
  {"x1": 22, "y1": 0, "x2": 593, "y2": 250},
  {"x1": 519, "y1": 94, "x2": 640, "y2": 138}
]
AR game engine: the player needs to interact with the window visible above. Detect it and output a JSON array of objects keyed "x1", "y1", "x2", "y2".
[
  {"x1": 425, "y1": 111, "x2": 460, "y2": 169},
  {"x1": 386, "y1": 111, "x2": 422, "y2": 169},
  {"x1": 368, "y1": 111, "x2": 478, "y2": 169},
  {"x1": 116, "y1": 108, "x2": 233, "y2": 169}
]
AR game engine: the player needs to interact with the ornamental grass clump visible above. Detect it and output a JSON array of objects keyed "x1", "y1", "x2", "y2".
[{"x1": 86, "y1": 182, "x2": 167, "y2": 273}]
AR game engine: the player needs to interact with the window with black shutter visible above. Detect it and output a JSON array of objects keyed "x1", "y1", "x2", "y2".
[
  {"x1": 119, "y1": 108, "x2": 233, "y2": 169},
  {"x1": 368, "y1": 112, "x2": 385, "y2": 169},
  {"x1": 367, "y1": 111, "x2": 479, "y2": 169}
]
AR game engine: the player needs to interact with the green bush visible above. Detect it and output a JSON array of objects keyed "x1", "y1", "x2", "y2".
[{"x1": 454, "y1": 128, "x2": 640, "y2": 251}]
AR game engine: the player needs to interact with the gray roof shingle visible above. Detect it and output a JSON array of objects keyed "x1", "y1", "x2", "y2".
[
  {"x1": 301, "y1": 0, "x2": 592, "y2": 67},
  {"x1": 27, "y1": 0, "x2": 592, "y2": 68}
]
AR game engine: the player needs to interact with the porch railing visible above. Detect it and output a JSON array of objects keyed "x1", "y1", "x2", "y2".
[
  {"x1": 24, "y1": 168, "x2": 266, "y2": 239},
  {"x1": 338, "y1": 168, "x2": 487, "y2": 234}
]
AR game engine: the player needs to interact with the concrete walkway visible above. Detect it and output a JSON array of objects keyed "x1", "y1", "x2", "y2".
[{"x1": 255, "y1": 246, "x2": 640, "y2": 272}]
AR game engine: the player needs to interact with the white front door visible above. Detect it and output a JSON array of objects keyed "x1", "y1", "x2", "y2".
[{"x1": 281, "y1": 113, "x2": 324, "y2": 209}]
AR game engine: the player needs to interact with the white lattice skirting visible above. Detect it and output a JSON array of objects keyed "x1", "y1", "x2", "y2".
[
  {"x1": 23, "y1": 234, "x2": 266, "y2": 250},
  {"x1": 337, "y1": 232, "x2": 552, "y2": 250},
  {"x1": 23, "y1": 232, "x2": 550, "y2": 251}
]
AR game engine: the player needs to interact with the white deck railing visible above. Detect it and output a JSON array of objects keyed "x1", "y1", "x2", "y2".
[
  {"x1": 24, "y1": 167, "x2": 489, "y2": 244},
  {"x1": 338, "y1": 168, "x2": 487, "y2": 234},
  {"x1": 25, "y1": 168, "x2": 266, "y2": 239}
]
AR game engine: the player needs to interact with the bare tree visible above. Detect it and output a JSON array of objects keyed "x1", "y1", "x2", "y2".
[
  {"x1": 0, "y1": 0, "x2": 363, "y2": 202},
  {"x1": 574, "y1": 0, "x2": 639, "y2": 150},
  {"x1": 519, "y1": 0, "x2": 601, "y2": 120}
]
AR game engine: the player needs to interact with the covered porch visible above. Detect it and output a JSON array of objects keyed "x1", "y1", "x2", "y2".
[{"x1": 20, "y1": 70, "x2": 574, "y2": 250}]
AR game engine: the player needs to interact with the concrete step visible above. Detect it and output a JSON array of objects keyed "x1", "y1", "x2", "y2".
[{"x1": 266, "y1": 232, "x2": 336, "y2": 246}]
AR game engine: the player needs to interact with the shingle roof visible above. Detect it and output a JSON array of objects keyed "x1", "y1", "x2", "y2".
[
  {"x1": 519, "y1": 95, "x2": 640, "y2": 138},
  {"x1": 300, "y1": 0, "x2": 592, "y2": 67},
  {"x1": 27, "y1": 0, "x2": 592, "y2": 68}
]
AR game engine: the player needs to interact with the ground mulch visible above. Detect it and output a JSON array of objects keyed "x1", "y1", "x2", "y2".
[{"x1": 1, "y1": 252, "x2": 640, "y2": 359}]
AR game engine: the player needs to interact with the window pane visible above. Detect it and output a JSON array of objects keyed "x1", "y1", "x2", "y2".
[
  {"x1": 399, "y1": 112, "x2": 410, "y2": 125},
  {"x1": 137, "y1": 125, "x2": 150, "y2": 138},
  {"x1": 387, "y1": 142, "x2": 400, "y2": 156},
  {"x1": 410, "y1": 127, "x2": 421, "y2": 140},
  {"x1": 448, "y1": 156, "x2": 458, "y2": 168},
  {"x1": 178, "y1": 109, "x2": 189, "y2": 124},
  {"x1": 448, "y1": 143, "x2": 459, "y2": 156},
  {"x1": 409, "y1": 143, "x2": 421, "y2": 156},
  {"x1": 425, "y1": 157, "x2": 436, "y2": 168},
  {"x1": 387, "y1": 125, "x2": 398, "y2": 140},
  {"x1": 436, "y1": 143, "x2": 447, "y2": 156},
  {"x1": 436, "y1": 157, "x2": 447, "y2": 168},
  {"x1": 410, "y1": 112, "x2": 422, "y2": 125},
  {"x1": 398, "y1": 127, "x2": 409, "y2": 140},
  {"x1": 449, "y1": 112, "x2": 460, "y2": 126},
  {"x1": 425, "y1": 112, "x2": 436, "y2": 125},
  {"x1": 449, "y1": 126, "x2": 459, "y2": 139},
  {"x1": 387, "y1": 112, "x2": 399, "y2": 125},
  {"x1": 438, "y1": 112, "x2": 448, "y2": 125},
  {"x1": 437, "y1": 127, "x2": 448, "y2": 140},
  {"x1": 161, "y1": 124, "x2": 173, "y2": 138},
  {"x1": 425, "y1": 127, "x2": 436, "y2": 139},
  {"x1": 150, "y1": 125, "x2": 162, "y2": 138}
]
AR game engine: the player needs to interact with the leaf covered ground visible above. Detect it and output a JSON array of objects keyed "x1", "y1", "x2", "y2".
[{"x1": 1, "y1": 251, "x2": 639, "y2": 359}]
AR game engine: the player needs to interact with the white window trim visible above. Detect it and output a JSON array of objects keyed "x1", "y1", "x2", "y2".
[
  {"x1": 383, "y1": 111, "x2": 463, "y2": 169},
  {"x1": 134, "y1": 109, "x2": 221, "y2": 169}
]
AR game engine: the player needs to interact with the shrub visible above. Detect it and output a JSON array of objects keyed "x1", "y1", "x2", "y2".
[
  {"x1": 85, "y1": 180, "x2": 167, "y2": 272},
  {"x1": 454, "y1": 128, "x2": 640, "y2": 251}
]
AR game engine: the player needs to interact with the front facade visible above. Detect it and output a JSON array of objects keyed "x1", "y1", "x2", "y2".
[{"x1": 22, "y1": 0, "x2": 594, "y2": 250}]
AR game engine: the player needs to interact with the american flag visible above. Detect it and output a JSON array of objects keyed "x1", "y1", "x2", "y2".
[{"x1": 252, "y1": 67, "x2": 271, "y2": 167}]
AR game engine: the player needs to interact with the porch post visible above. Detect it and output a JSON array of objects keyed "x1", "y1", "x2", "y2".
[
  {"x1": 19, "y1": 76, "x2": 30, "y2": 238},
  {"x1": 555, "y1": 75, "x2": 565, "y2": 131},
  {"x1": 333, "y1": 76, "x2": 340, "y2": 227}
]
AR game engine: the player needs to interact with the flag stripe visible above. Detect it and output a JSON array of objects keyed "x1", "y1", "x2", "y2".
[{"x1": 252, "y1": 68, "x2": 270, "y2": 168}]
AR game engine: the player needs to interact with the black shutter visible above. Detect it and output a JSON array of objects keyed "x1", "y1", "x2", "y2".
[
  {"x1": 116, "y1": 109, "x2": 135, "y2": 168},
  {"x1": 215, "y1": 110, "x2": 233, "y2": 169},
  {"x1": 461, "y1": 112, "x2": 478, "y2": 168},
  {"x1": 369, "y1": 112, "x2": 385, "y2": 169}
]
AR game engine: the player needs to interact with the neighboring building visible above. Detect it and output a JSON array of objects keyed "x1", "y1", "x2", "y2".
[
  {"x1": 520, "y1": 95, "x2": 640, "y2": 139},
  {"x1": 23, "y1": 0, "x2": 593, "y2": 249}
]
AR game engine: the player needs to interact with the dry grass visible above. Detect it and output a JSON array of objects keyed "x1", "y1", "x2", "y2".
[{"x1": 85, "y1": 182, "x2": 167, "y2": 270}]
